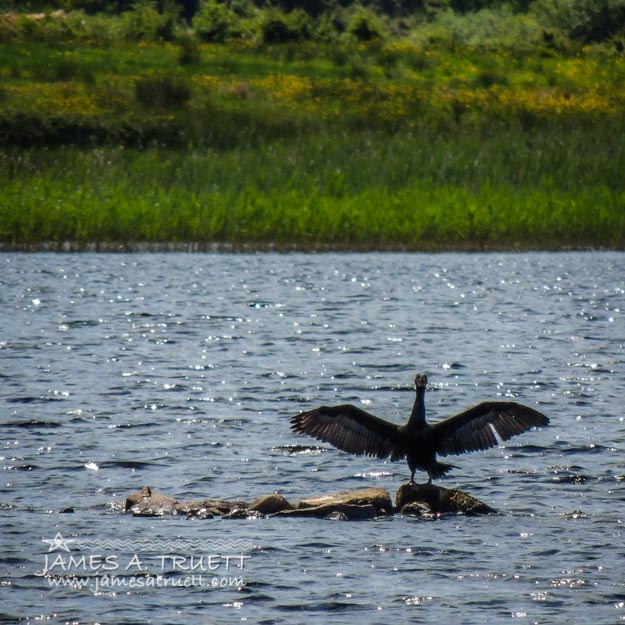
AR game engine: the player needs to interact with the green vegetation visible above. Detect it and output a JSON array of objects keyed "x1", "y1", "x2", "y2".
[
  {"x1": 3, "y1": 138, "x2": 624, "y2": 250},
  {"x1": 1, "y1": 1, "x2": 624, "y2": 249}
]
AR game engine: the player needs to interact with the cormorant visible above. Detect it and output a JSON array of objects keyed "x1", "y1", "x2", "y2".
[{"x1": 291, "y1": 373, "x2": 549, "y2": 482}]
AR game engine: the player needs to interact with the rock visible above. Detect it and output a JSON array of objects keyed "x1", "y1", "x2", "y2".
[
  {"x1": 244, "y1": 510, "x2": 264, "y2": 519},
  {"x1": 175, "y1": 500, "x2": 205, "y2": 515},
  {"x1": 399, "y1": 501, "x2": 433, "y2": 517},
  {"x1": 395, "y1": 483, "x2": 495, "y2": 516},
  {"x1": 325, "y1": 511, "x2": 349, "y2": 521},
  {"x1": 223, "y1": 507, "x2": 249, "y2": 520},
  {"x1": 126, "y1": 486, "x2": 178, "y2": 516},
  {"x1": 248, "y1": 493, "x2": 293, "y2": 515},
  {"x1": 175, "y1": 500, "x2": 215, "y2": 519},
  {"x1": 297, "y1": 487, "x2": 393, "y2": 516},
  {"x1": 200, "y1": 498, "x2": 249, "y2": 515},
  {"x1": 175, "y1": 497, "x2": 250, "y2": 517},
  {"x1": 445, "y1": 488, "x2": 496, "y2": 515},
  {"x1": 275, "y1": 503, "x2": 377, "y2": 521},
  {"x1": 125, "y1": 485, "x2": 151, "y2": 511},
  {"x1": 122, "y1": 484, "x2": 495, "y2": 521},
  {"x1": 186, "y1": 508, "x2": 214, "y2": 520}
]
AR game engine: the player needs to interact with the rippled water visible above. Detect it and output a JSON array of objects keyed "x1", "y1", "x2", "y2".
[{"x1": 2, "y1": 252, "x2": 625, "y2": 624}]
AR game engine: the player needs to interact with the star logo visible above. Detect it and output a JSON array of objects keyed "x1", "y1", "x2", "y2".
[{"x1": 42, "y1": 532, "x2": 75, "y2": 552}]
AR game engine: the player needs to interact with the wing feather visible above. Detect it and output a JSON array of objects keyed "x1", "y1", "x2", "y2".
[
  {"x1": 291, "y1": 404, "x2": 405, "y2": 461},
  {"x1": 432, "y1": 401, "x2": 549, "y2": 457}
]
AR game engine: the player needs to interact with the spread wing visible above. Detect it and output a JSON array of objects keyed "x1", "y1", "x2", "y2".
[
  {"x1": 432, "y1": 401, "x2": 549, "y2": 457},
  {"x1": 291, "y1": 404, "x2": 405, "y2": 461}
]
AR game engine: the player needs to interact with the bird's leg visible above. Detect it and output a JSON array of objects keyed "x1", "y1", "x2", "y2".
[{"x1": 410, "y1": 468, "x2": 416, "y2": 483}]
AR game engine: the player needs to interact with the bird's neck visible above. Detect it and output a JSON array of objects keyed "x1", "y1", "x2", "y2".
[{"x1": 407, "y1": 386, "x2": 427, "y2": 431}]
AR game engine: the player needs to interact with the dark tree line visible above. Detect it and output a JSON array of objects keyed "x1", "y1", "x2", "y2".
[
  {"x1": 4, "y1": 0, "x2": 625, "y2": 43},
  {"x1": 0, "y1": 0, "x2": 534, "y2": 17}
]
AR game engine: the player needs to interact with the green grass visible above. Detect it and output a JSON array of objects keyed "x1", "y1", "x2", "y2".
[
  {"x1": 2, "y1": 124, "x2": 624, "y2": 250},
  {"x1": 1, "y1": 34, "x2": 625, "y2": 249}
]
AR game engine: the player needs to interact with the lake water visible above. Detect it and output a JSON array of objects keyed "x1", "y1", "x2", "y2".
[{"x1": 2, "y1": 252, "x2": 625, "y2": 624}]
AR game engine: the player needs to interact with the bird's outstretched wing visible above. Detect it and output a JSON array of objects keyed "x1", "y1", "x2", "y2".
[
  {"x1": 291, "y1": 405, "x2": 405, "y2": 461},
  {"x1": 431, "y1": 401, "x2": 549, "y2": 457}
]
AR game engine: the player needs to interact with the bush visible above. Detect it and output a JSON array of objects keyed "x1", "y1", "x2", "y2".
[
  {"x1": 121, "y1": 0, "x2": 177, "y2": 41},
  {"x1": 531, "y1": 0, "x2": 625, "y2": 43},
  {"x1": 0, "y1": 15, "x2": 20, "y2": 43},
  {"x1": 312, "y1": 11, "x2": 344, "y2": 41},
  {"x1": 178, "y1": 30, "x2": 201, "y2": 63},
  {"x1": 259, "y1": 9, "x2": 312, "y2": 43},
  {"x1": 134, "y1": 74, "x2": 192, "y2": 108},
  {"x1": 347, "y1": 8, "x2": 387, "y2": 42},
  {"x1": 193, "y1": 0, "x2": 237, "y2": 41},
  {"x1": 8, "y1": 13, "x2": 74, "y2": 43},
  {"x1": 426, "y1": 7, "x2": 543, "y2": 50},
  {"x1": 475, "y1": 68, "x2": 509, "y2": 87}
]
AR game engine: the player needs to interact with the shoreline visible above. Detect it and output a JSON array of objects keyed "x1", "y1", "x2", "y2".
[{"x1": 0, "y1": 241, "x2": 618, "y2": 253}]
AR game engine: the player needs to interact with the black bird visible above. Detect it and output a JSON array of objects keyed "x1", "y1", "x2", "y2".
[{"x1": 291, "y1": 373, "x2": 549, "y2": 482}]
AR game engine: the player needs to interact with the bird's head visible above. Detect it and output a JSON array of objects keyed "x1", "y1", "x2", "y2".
[{"x1": 415, "y1": 373, "x2": 428, "y2": 389}]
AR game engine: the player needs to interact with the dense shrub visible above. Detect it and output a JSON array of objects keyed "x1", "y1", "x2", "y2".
[
  {"x1": 259, "y1": 9, "x2": 312, "y2": 43},
  {"x1": 531, "y1": 0, "x2": 625, "y2": 43},
  {"x1": 347, "y1": 8, "x2": 387, "y2": 41},
  {"x1": 120, "y1": 1, "x2": 178, "y2": 41},
  {"x1": 193, "y1": 0, "x2": 237, "y2": 41},
  {"x1": 134, "y1": 74, "x2": 192, "y2": 107},
  {"x1": 0, "y1": 15, "x2": 20, "y2": 43},
  {"x1": 422, "y1": 7, "x2": 543, "y2": 50},
  {"x1": 312, "y1": 11, "x2": 345, "y2": 40},
  {"x1": 177, "y1": 30, "x2": 201, "y2": 63}
]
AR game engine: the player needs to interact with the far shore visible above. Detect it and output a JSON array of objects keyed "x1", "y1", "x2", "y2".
[{"x1": 0, "y1": 242, "x2": 618, "y2": 253}]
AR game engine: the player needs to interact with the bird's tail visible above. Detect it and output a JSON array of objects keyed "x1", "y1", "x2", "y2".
[{"x1": 430, "y1": 461, "x2": 458, "y2": 479}]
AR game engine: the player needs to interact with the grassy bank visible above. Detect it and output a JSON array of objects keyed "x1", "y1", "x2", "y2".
[
  {"x1": 1, "y1": 25, "x2": 625, "y2": 248},
  {"x1": 3, "y1": 125, "x2": 624, "y2": 250}
]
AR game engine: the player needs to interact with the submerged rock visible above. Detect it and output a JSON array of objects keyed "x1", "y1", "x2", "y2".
[
  {"x1": 200, "y1": 498, "x2": 249, "y2": 516},
  {"x1": 297, "y1": 487, "x2": 393, "y2": 516},
  {"x1": 223, "y1": 507, "x2": 249, "y2": 520},
  {"x1": 126, "y1": 486, "x2": 178, "y2": 517},
  {"x1": 125, "y1": 488, "x2": 253, "y2": 518},
  {"x1": 395, "y1": 482, "x2": 495, "y2": 516},
  {"x1": 174, "y1": 500, "x2": 216, "y2": 519},
  {"x1": 174, "y1": 499, "x2": 205, "y2": 514},
  {"x1": 185, "y1": 507, "x2": 214, "y2": 520},
  {"x1": 399, "y1": 501, "x2": 433, "y2": 518},
  {"x1": 275, "y1": 502, "x2": 378, "y2": 521}
]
